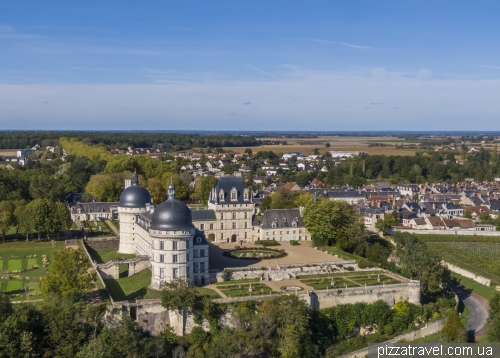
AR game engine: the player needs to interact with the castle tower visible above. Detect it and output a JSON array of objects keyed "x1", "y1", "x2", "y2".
[{"x1": 118, "y1": 173, "x2": 152, "y2": 254}]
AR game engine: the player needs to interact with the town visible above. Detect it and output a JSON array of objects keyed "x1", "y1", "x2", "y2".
[{"x1": 1, "y1": 132, "x2": 500, "y2": 357}]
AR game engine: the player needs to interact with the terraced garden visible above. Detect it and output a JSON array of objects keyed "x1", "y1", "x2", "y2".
[
  {"x1": 297, "y1": 271, "x2": 402, "y2": 290},
  {"x1": 216, "y1": 282, "x2": 276, "y2": 297},
  {"x1": 0, "y1": 241, "x2": 65, "y2": 301}
]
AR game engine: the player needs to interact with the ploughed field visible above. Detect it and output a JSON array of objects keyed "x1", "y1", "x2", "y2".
[{"x1": 0, "y1": 241, "x2": 65, "y2": 301}]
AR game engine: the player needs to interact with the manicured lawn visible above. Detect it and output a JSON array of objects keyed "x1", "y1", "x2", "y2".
[
  {"x1": 298, "y1": 273, "x2": 401, "y2": 290},
  {"x1": 316, "y1": 246, "x2": 360, "y2": 261},
  {"x1": 196, "y1": 287, "x2": 221, "y2": 299},
  {"x1": 451, "y1": 272, "x2": 498, "y2": 301},
  {"x1": 104, "y1": 269, "x2": 163, "y2": 301},
  {"x1": 8, "y1": 260, "x2": 23, "y2": 272},
  {"x1": 84, "y1": 220, "x2": 115, "y2": 237},
  {"x1": 217, "y1": 283, "x2": 274, "y2": 297},
  {"x1": 6, "y1": 280, "x2": 23, "y2": 293},
  {"x1": 215, "y1": 278, "x2": 260, "y2": 286},
  {"x1": 110, "y1": 220, "x2": 120, "y2": 230},
  {"x1": 412, "y1": 331, "x2": 441, "y2": 343},
  {"x1": 86, "y1": 246, "x2": 135, "y2": 264}
]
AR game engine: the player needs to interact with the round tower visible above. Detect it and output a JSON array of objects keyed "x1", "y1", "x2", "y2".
[{"x1": 118, "y1": 173, "x2": 152, "y2": 254}]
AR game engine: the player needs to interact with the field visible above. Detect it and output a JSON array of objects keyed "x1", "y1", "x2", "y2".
[
  {"x1": 0, "y1": 241, "x2": 66, "y2": 299},
  {"x1": 417, "y1": 234, "x2": 500, "y2": 284},
  {"x1": 297, "y1": 271, "x2": 401, "y2": 290},
  {"x1": 222, "y1": 136, "x2": 418, "y2": 156},
  {"x1": 426, "y1": 241, "x2": 500, "y2": 282}
]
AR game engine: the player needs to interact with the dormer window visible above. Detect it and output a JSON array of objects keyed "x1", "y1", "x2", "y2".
[
  {"x1": 231, "y1": 187, "x2": 238, "y2": 201},
  {"x1": 244, "y1": 188, "x2": 249, "y2": 201},
  {"x1": 219, "y1": 189, "x2": 225, "y2": 201},
  {"x1": 292, "y1": 220, "x2": 297, "y2": 227}
]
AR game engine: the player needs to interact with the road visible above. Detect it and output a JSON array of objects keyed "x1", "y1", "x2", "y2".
[{"x1": 454, "y1": 287, "x2": 489, "y2": 340}]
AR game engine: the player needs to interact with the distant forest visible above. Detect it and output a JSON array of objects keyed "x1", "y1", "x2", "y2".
[{"x1": 0, "y1": 132, "x2": 259, "y2": 151}]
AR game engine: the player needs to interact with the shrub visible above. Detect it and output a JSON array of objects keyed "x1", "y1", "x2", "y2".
[
  {"x1": 290, "y1": 240, "x2": 299, "y2": 246},
  {"x1": 256, "y1": 240, "x2": 280, "y2": 247}
]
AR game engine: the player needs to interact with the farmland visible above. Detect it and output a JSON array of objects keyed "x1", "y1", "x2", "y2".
[{"x1": 223, "y1": 135, "x2": 418, "y2": 156}]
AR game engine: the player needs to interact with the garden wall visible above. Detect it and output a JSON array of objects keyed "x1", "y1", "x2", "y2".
[
  {"x1": 395, "y1": 229, "x2": 500, "y2": 237},
  {"x1": 84, "y1": 237, "x2": 119, "y2": 250},
  {"x1": 442, "y1": 261, "x2": 491, "y2": 286},
  {"x1": 338, "y1": 318, "x2": 446, "y2": 358},
  {"x1": 305, "y1": 281, "x2": 421, "y2": 309}
]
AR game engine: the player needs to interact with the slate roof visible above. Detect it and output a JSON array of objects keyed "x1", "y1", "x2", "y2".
[
  {"x1": 191, "y1": 210, "x2": 217, "y2": 221},
  {"x1": 260, "y1": 209, "x2": 304, "y2": 229},
  {"x1": 209, "y1": 176, "x2": 251, "y2": 204},
  {"x1": 70, "y1": 202, "x2": 118, "y2": 213},
  {"x1": 193, "y1": 229, "x2": 209, "y2": 246}
]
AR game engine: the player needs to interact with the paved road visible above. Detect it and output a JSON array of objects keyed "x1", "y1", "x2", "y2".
[{"x1": 454, "y1": 287, "x2": 489, "y2": 340}]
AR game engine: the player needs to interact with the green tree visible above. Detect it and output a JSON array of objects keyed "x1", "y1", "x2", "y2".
[
  {"x1": 441, "y1": 309, "x2": 468, "y2": 343},
  {"x1": 463, "y1": 210, "x2": 472, "y2": 219},
  {"x1": 29, "y1": 175, "x2": 65, "y2": 201},
  {"x1": 487, "y1": 293, "x2": 500, "y2": 342},
  {"x1": 192, "y1": 176, "x2": 218, "y2": 205},
  {"x1": 161, "y1": 278, "x2": 197, "y2": 313},
  {"x1": 26, "y1": 199, "x2": 51, "y2": 240},
  {"x1": 50, "y1": 201, "x2": 72, "y2": 239},
  {"x1": 15, "y1": 204, "x2": 32, "y2": 242},
  {"x1": 40, "y1": 249, "x2": 93, "y2": 297},
  {"x1": 146, "y1": 178, "x2": 167, "y2": 204},
  {"x1": 303, "y1": 196, "x2": 367, "y2": 248},
  {"x1": 85, "y1": 173, "x2": 127, "y2": 202},
  {"x1": 366, "y1": 243, "x2": 390, "y2": 264},
  {"x1": 0, "y1": 202, "x2": 14, "y2": 243}
]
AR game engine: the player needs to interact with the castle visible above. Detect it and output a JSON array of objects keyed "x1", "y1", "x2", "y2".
[{"x1": 117, "y1": 173, "x2": 311, "y2": 289}]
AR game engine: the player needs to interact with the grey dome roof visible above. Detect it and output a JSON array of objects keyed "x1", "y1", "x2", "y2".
[
  {"x1": 150, "y1": 184, "x2": 193, "y2": 231},
  {"x1": 119, "y1": 173, "x2": 151, "y2": 208}
]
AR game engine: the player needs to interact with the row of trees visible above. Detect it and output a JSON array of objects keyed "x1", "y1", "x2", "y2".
[
  {"x1": 0, "y1": 199, "x2": 71, "y2": 241},
  {"x1": 0, "y1": 132, "x2": 259, "y2": 150}
]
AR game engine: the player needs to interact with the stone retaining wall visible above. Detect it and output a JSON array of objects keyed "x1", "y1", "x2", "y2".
[
  {"x1": 96, "y1": 256, "x2": 150, "y2": 279},
  {"x1": 84, "y1": 237, "x2": 119, "y2": 250},
  {"x1": 443, "y1": 261, "x2": 491, "y2": 286},
  {"x1": 338, "y1": 318, "x2": 446, "y2": 358}
]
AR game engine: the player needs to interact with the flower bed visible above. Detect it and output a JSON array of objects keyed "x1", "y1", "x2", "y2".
[{"x1": 223, "y1": 247, "x2": 287, "y2": 260}]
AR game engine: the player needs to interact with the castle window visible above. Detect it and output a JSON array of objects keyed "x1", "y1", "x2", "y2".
[
  {"x1": 159, "y1": 241, "x2": 164, "y2": 250},
  {"x1": 220, "y1": 213, "x2": 224, "y2": 220},
  {"x1": 232, "y1": 212, "x2": 236, "y2": 220},
  {"x1": 159, "y1": 254, "x2": 164, "y2": 263},
  {"x1": 231, "y1": 187, "x2": 238, "y2": 201},
  {"x1": 266, "y1": 232, "x2": 269, "y2": 236},
  {"x1": 219, "y1": 189, "x2": 224, "y2": 201},
  {"x1": 221, "y1": 233, "x2": 224, "y2": 240},
  {"x1": 186, "y1": 253, "x2": 190, "y2": 261},
  {"x1": 186, "y1": 266, "x2": 190, "y2": 277},
  {"x1": 173, "y1": 255, "x2": 178, "y2": 263},
  {"x1": 200, "y1": 262, "x2": 205, "y2": 272},
  {"x1": 173, "y1": 268, "x2": 178, "y2": 279},
  {"x1": 244, "y1": 212, "x2": 247, "y2": 219},
  {"x1": 200, "y1": 224, "x2": 205, "y2": 230},
  {"x1": 232, "y1": 222, "x2": 236, "y2": 229},
  {"x1": 244, "y1": 232, "x2": 247, "y2": 239},
  {"x1": 173, "y1": 241, "x2": 178, "y2": 250},
  {"x1": 210, "y1": 223, "x2": 214, "y2": 230},
  {"x1": 160, "y1": 268, "x2": 164, "y2": 279},
  {"x1": 200, "y1": 249, "x2": 205, "y2": 258},
  {"x1": 244, "y1": 189, "x2": 249, "y2": 200},
  {"x1": 194, "y1": 249, "x2": 198, "y2": 258},
  {"x1": 221, "y1": 223, "x2": 224, "y2": 230},
  {"x1": 244, "y1": 222, "x2": 247, "y2": 229},
  {"x1": 194, "y1": 262, "x2": 198, "y2": 273}
]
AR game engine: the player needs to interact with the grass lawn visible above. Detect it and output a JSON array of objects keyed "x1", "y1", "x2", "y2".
[
  {"x1": 217, "y1": 283, "x2": 275, "y2": 297},
  {"x1": 451, "y1": 272, "x2": 498, "y2": 301},
  {"x1": 412, "y1": 331, "x2": 441, "y2": 343},
  {"x1": 196, "y1": 287, "x2": 221, "y2": 299},
  {"x1": 7, "y1": 260, "x2": 23, "y2": 272},
  {"x1": 215, "y1": 278, "x2": 260, "y2": 285},
  {"x1": 4, "y1": 280, "x2": 23, "y2": 293},
  {"x1": 104, "y1": 269, "x2": 163, "y2": 301},
  {"x1": 316, "y1": 246, "x2": 360, "y2": 261},
  {"x1": 86, "y1": 246, "x2": 135, "y2": 264},
  {"x1": 84, "y1": 220, "x2": 115, "y2": 237},
  {"x1": 110, "y1": 220, "x2": 120, "y2": 230},
  {"x1": 299, "y1": 272, "x2": 400, "y2": 290}
]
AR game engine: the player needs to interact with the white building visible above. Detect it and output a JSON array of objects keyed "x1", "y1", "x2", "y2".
[{"x1": 118, "y1": 173, "x2": 210, "y2": 288}]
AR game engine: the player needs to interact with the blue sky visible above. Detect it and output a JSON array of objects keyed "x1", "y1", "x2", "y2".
[{"x1": 1, "y1": 1, "x2": 500, "y2": 130}]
